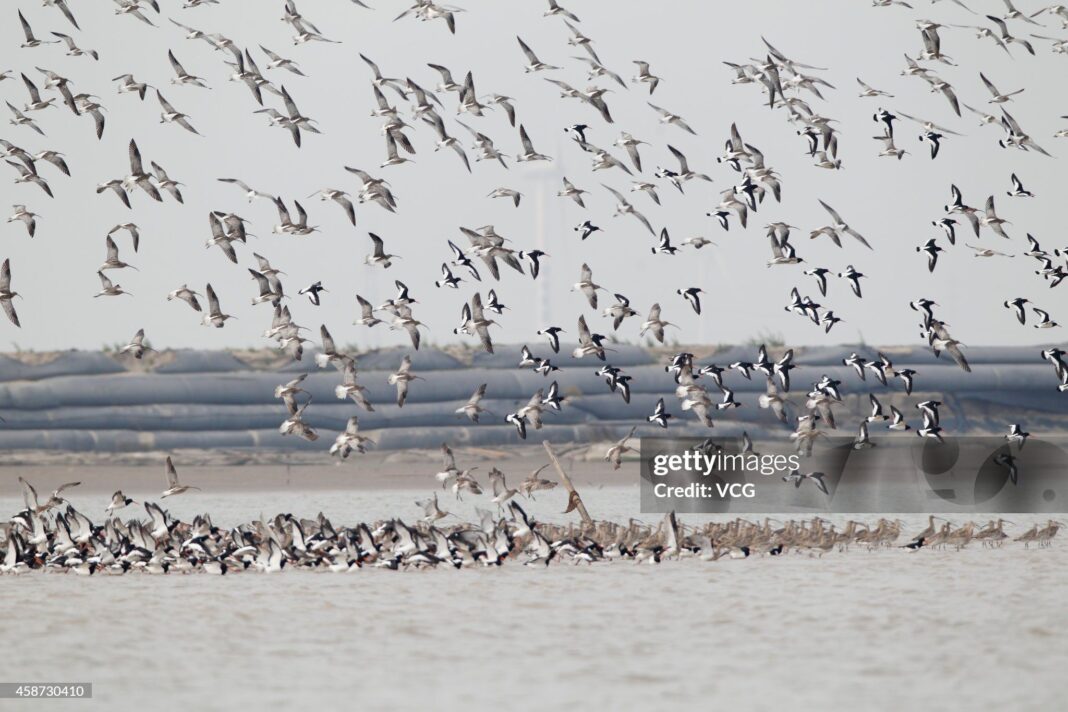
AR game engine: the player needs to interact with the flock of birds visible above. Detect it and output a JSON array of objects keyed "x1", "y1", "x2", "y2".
[
  {"x1": 2, "y1": 0, "x2": 1067, "y2": 553},
  {"x1": 1, "y1": 467, "x2": 1061, "y2": 574}
]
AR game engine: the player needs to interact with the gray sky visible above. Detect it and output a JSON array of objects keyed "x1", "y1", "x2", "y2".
[{"x1": 1, "y1": 0, "x2": 1065, "y2": 352}]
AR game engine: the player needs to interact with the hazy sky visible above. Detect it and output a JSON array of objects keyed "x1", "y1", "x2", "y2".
[{"x1": 0, "y1": 0, "x2": 1065, "y2": 352}]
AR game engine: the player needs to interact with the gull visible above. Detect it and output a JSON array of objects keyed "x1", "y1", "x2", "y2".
[
  {"x1": 156, "y1": 91, "x2": 200, "y2": 135},
  {"x1": 962, "y1": 102, "x2": 1000, "y2": 128},
  {"x1": 5, "y1": 101, "x2": 43, "y2": 136},
  {"x1": 980, "y1": 196, "x2": 1011, "y2": 239},
  {"x1": 19, "y1": 477, "x2": 80, "y2": 514},
  {"x1": 18, "y1": 11, "x2": 57, "y2": 49},
  {"x1": 206, "y1": 214, "x2": 240, "y2": 263},
  {"x1": 981, "y1": 72, "x2": 1024, "y2": 105},
  {"x1": 51, "y1": 32, "x2": 97, "y2": 60},
  {"x1": 818, "y1": 200, "x2": 872, "y2": 249},
  {"x1": 517, "y1": 466, "x2": 556, "y2": 501},
  {"x1": 613, "y1": 132, "x2": 647, "y2": 173},
  {"x1": 122, "y1": 140, "x2": 162, "y2": 202},
  {"x1": 169, "y1": 18, "x2": 218, "y2": 46},
  {"x1": 456, "y1": 383, "x2": 492, "y2": 423},
  {"x1": 20, "y1": 74, "x2": 54, "y2": 113},
  {"x1": 874, "y1": 132, "x2": 908, "y2": 159},
  {"x1": 272, "y1": 198, "x2": 317, "y2": 236},
  {"x1": 167, "y1": 284, "x2": 201, "y2": 312},
  {"x1": 767, "y1": 230, "x2": 804, "y2": 267},
  {"x1": 603, "y1": 185, "x2": 655, "y2": 235},
  {"x1": 388, "y1": 355, "x2": 422, "y2": 407},
  {"x1": 334, "y1": 361, "x2": 374, "y2": 413},
  {"x1": 479, "y1": 94, "x2": 516, "y2": 128},
  {"x1": 168, "y1": 50, "x2": 209, "y2": 88},
  {"x1": 308, "y1": 189, "x2": 356, "y2": 225},
  {"x1": 279, "y1": 395, "x2": 318, "y2": 441},
  {"x1": 0, "y1": 259, "x2": 21, "y2": 327},
  {"x1": 648, "y1": 102, "x2": 697, "y2": 135},
  {"x1": 488, "y1": 188, "x2": 522, "y2": 207},
  {"x1": 261, "y1": 45, "x2": 304, "y2": 76},
  {"x1": 100, "y1": 235, "x2": 138, "y2": 272},
  {"x1": 572, "y1": 263, "x2": 605, "y2": 309},
  {"x1": 365, "y1": 232, "x2": 398, "y2": 268},
  {"x1": 926, "y1": 320, "x2": 971, "y2": 372},
  {"x1": 922, "y1": 76, "x2": 961, "y2": 116},
  {"x1": 7, "y1": 205, "x2": 37, "y2": 237},
  {"x1": 572, "y1": 55, "x2": 626, "y2": 89},
  {"x1": 249, "y1": 268, "x2": 284, "y2": 307},
  {"x1": 517, "y1": 36, "x2": 560, "y2": 72},
  {"x1": 660, "y1": 145, "x2": 712, "y2": 192},
  {"x1": 161, "y1": 457, "x2": 200, "y2": 498},
  {"x1": 119, "y1": 328, "x2": 153, "y2": 359},
  {"x1": 94, "y1": 271, "x2": 130, "y2": 298},
  {"x1": 416, "y1": 493, "x2": 452, "y2": 524},
  {"x1": 544, "y1": 0, "x2": 579, "y2": 21},
  {"x1": 489, "y1": 469, "x2": 519, "y2": 506},
  {"x1": 218, "y1": 178, "x2": 274, "y2": 203},
  {"x1": 857, "y1": 78, "x2": 893, "y2": 98},
  {"x1": 782, "y1": 470, "x2": 829, "y2": 495},
  {"x1": 631, "y1": 61, "x2": 661, "y2": 94},
  {"x1": 986, "y1": 15, "x2": 1036, "y2": 55},
  {"x1": 900, "y1": 54, "x2": 933, "y2": 78},
  {"x1": 682, "y1": 236, "x2": 715, "y2": 250},
  {"x1": 640, "y1": 303, "x2": 677, "y2": 344},
  {"x1": 602, "y1": 293, "x2": 638, "y2": 331},
  {"x1": 572, "y1": 315, "x2": 609, "y2": 360},
  {"x1": 201, "y1": 284, "x2": 235, "y2": 327},
  {"x1": 150, "y1": 162, "x2": 183, "y2": 203},
  {"x1": 388, "y1": 303, "x2": 427, "y2": 350},
  {"x1": 598, "y1": 426, "x2": 638, "y2": 472},
  {"x1": 1033, "y1": 308, "x2": 1059, "y2": 328},
  {"x1": 421, "y1": 113, "x2": 470, "y2": 172},
  {"x1": 114, "y1": 1, "x2": 159, "y2": 27},
  {"x1": 999, "y1": 109, "x2": 1051, "y2": 156},
  {"x1": 516, "y1": 124, "x2": 551, "y2": 162},
  {"x1": 1001, "y1": 0, "x2": 1043, "y2": 25},
  {"x1": 758, "y1": 379, "x2": 790, "y2": 422},
  {"x1": 557, "y1": 177, "x2": 587, "y2": 207}
]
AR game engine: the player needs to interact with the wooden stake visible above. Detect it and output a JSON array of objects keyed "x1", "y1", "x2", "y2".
[{"x1": 542, "y1": 440, "x2": 593, "y2": 526}]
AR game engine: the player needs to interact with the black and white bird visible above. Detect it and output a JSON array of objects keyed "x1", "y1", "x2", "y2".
[
  {"x1": 298, "y1": 281, "x2": 326, "y2": 305},
  {"x1": 677, "y1": 287, "x2": 704, "y2": 314},
  {"x1": 574, "y1": 220, "x2": 601, "y2": 240},
  {"x1": 647, "y1": 397, "x2": 673, "y2": 428}
]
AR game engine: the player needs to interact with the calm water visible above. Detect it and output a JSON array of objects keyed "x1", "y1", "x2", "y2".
[{"x1": 1, "y1": 486, "x2": 1066, "y2": 712}]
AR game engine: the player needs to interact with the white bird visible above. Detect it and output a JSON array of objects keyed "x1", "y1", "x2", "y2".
[{"x1": 161, "y1": 457, "x2": 200, "y2": 498}]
